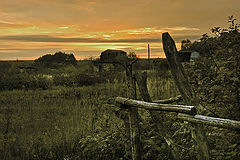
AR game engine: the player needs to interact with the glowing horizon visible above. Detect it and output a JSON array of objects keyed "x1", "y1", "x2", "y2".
[{"x1": 0, "y1": 0, "x2": 239, "y2": 60}]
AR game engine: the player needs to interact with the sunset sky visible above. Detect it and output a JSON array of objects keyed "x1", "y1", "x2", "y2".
[{"x1": 0, "y1": 0, "x2": 239, "y2": 60}]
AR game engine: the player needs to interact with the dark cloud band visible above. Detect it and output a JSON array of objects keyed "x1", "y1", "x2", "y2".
[
  {"x1": 0, "y1": 34, "x2": 200, "y2": 43},
  {"x1": 0, "y1": 35, "x2": 162, "y2": 43}
]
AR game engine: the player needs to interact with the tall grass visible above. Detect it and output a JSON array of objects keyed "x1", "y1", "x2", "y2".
[
  {"x1": 1, "y1": 70, "x2": 238, "y2": 159},
  {"x1": 0, "y1": 79, "x2": 131, "y2": 159},
  {"x1": 0, "y1": 70, "x2": 176, "y2": 159}
]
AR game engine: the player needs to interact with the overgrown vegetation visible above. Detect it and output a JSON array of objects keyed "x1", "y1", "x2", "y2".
[
  {"x1": 0, "y1": 17, "x2": 240, "y2": 159},
  {"x1": 0, "y1": 69, "x2": 179, "y2": 159},
  {"x1": 33, "y1": 51, "x2": 77, "y2": 68},
  {"x1": 187, "y1": 16, "x2": 240, "y2": 120},
  {"x1": 184, "y1": 16, "x2": 240, "y2": 159}
]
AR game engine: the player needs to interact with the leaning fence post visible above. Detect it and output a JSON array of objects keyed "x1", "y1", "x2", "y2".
[
  {"x1": 135, "y1": 72, "x2": 180, "y2": 160},
  {"x1": 162, "y1": 32, "x2": 209, "y2": 160},
  {"x1": 125, "y1": 60, "x2": 142, "y2": 160}
]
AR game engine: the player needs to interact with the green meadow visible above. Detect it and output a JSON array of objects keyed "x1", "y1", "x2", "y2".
[{"x1": 0, "y1": 61, "x2": 181, "y2": 159}]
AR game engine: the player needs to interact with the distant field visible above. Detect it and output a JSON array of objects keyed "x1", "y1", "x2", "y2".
[
  {"x1": 0, "y1": 58, "x2": 239, "y2": 159},
  {"x1": 0, "y1": 67, "x2": 179, "y2": 159}
]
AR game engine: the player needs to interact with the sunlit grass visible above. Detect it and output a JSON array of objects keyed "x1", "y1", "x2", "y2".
[
  {"x1": 0, "y1": 70, "x2": 181, "y2": 159},
  {"x1": 0, "y1": 80, "x2": 131, "y2": 159}
]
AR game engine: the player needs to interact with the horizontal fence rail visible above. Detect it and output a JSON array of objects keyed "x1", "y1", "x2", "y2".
[
  {"x1": 109, "y1": 32, "x2": 240, "y2": 160},
  {"x1": 115, "y1": 97, "x2": 197, "y2": 115},
  {"x1": 153, "y1": 95, "x2": 182, "y2": 104},
  {"x1": 178, "y1": 113, "x2": 240, "y2": 131},
  {"x1": 114, "y1": 97, "x2": 240, "y2": 131}
]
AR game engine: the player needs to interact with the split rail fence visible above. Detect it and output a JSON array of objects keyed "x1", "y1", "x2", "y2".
[{"x1": 109, "y1": 32, "x2": 240, "y2": 160}]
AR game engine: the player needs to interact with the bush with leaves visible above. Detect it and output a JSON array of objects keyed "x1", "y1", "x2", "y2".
[
  {"x1": 73, "y1": 130, "x2": 130, "y2": 159},
  {"x1": 33, "y1": 51, "x2": 77, "y2": 68},
  {"x1": 0, "y1": 72, "x2": 53, "y2": 91},
  {"x1": 187, "y1": 31, "x2": 240, "y2": 120},
  {"x1": 53, "y1": 72, "x2": 107, "y2": 87},
  {"x1": 183, "y1": 23, "x2": 240, "y2": 159}
]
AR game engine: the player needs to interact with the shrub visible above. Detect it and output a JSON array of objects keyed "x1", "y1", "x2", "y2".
[
  {"x1": 186, "y1": 31, "x2": 240, "y2": 120},
  {"x1": 73, "y1": 131, "x2": 129, "y2": 159},
  {"x1": 53, "y1": 73, "x2": 107, "y2": 87},
  {"x1": 74, "y1": 73, "x2": 106, "y2": 86},
  {"x1": 0, "y1": 73, "x2": 53, "y2": 91},
  {"x1": 33, "y1": 51, "x2": 77, "y2": 68},
  {"x1": 53, "y1": 74, "x2": 76, "y2": 87}
]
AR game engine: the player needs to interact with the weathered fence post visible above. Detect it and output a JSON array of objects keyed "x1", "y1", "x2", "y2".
[
  {"x1": 162, "y1": 32, "x2": 209, "y2": 160},
  {"x1": 125, "y1": 61, "x2": 142, "y2": 160},
  {"x1": 135, "y1": 72, "x2": 180, "y2": 160}
]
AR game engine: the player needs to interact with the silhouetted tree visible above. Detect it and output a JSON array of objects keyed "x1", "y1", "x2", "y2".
[{"x1": 34, "y1": 51, "x2": 77, "y2": 68}]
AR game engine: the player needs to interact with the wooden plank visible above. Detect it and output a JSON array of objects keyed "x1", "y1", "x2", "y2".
[
  {"x1": 115, "y1": 96, "x2": 197, "y2": 115},
  {"x1": 178, "y1": 114, "x2": 240, "y2": 131},
  {"x1": 125, "y1": 63, "x2": 141, "y2": 160},
  {"x1": 162, "y1": 32, "x2": 209, "y2": 160},
  {"x1": 162, "y1": 32, "x2": 197, "y2": 106},
  {"x1": 153, "y1": 95, "x2": 182, "y2": 104}
]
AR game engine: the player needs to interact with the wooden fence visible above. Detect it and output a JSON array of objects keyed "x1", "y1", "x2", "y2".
[{"x1": 110, "y1": 32, "x2": 240, "y2": 160}]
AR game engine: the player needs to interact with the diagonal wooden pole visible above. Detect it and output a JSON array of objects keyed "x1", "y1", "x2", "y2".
[
  {"x1": 162, "y1": 32, "x2": 209, "y2": 160},
  {"x1": 135, "y1": 72, "x2": 180, "y2": 160}
]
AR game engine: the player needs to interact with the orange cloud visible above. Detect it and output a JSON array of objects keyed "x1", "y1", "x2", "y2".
[{"x1": 1, "y1": 0, "x2": 239, "y2": 60}]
